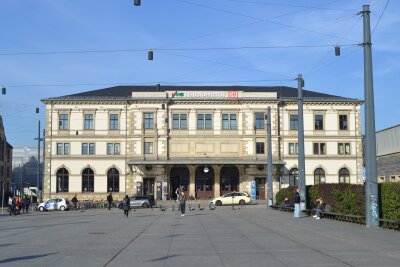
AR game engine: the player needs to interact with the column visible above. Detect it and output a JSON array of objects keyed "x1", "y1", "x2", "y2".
[
  {"x1": 214, "y1": 165, "x2": 221, "y2": 198},
  {"x1": 188, "y1": 165, "x2": 196, "y2": 197}
]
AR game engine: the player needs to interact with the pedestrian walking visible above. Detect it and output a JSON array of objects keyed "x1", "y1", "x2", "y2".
[
  {"x1": 149, "y1": 194, "x2": 154, "y2": 210},
  {"x1": 294, "y1": 187, "x2": 301, "y2": 218},
  {"x1": 107, "y1": 193, "x2": 113, "y2": 210},
  {"x1": 180, "y1": 192, "x2": 186, "y2": 217},
  {"x1": 25, "y1": 197, "x2": 30, "y2": 213},
  {"x1": 8, "y1": 196, "x2": 14, "y2": 216},
  {"x1": 71, "y1": 194, "x2": 78, "y2": 210},
  {"x1": 123, "y1": 195, "x2": 130, "y2": 218}
]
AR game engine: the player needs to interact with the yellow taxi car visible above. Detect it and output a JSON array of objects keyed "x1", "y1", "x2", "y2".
[{"x1": 210, "y1": 192, "x2": 252, "y2": 206}]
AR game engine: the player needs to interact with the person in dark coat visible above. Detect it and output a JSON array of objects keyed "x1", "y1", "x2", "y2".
[
  {"x1": 25, "y1": 198, "x2": 30, "y2": 213},
  {"x1": 107, "y1": 193, "x2": 113, "y2": 210},
  {"x1": 123, "y1": 195, "x2": 130, "y2": 218},
  {"x1": 180, "y1": 192, "x2": 186, "y2": 217}
]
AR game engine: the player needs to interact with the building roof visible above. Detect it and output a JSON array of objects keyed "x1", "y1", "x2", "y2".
[{"x1": 42, "y1": 85, "x2": 361, "y2": 102}]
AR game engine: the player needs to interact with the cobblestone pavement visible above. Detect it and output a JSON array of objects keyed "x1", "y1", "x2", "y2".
[{"x1": 0, "y1": 206, "x2": 399, "y2": 267}]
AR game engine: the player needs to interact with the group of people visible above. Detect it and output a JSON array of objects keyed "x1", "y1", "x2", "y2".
[
  {"x1": 282, "y1": 187, "x2": 326, "y2": 220},
  {"x1": 8, "y1": 195, "x2": 31, "y2": 216}
]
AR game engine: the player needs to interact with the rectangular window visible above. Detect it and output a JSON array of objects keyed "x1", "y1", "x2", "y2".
[
  {"x1": 89, "y1": 143, "x2": 95, "y2": 155},
  {"x1": 289, "y1": 143, "x2": 298, "y2": 155},
  {"x1": 107, "y1": 143, "x2": 120, "y2": 155},
  {"x1": 173, "y1": 114, "x2": 180, "y2": 129},
  {"x1": 114, "y1": 143, "x2": 120, "y2": 155},
  {"x1": 222, "y1": 114, "x2": 237, "y2": 130},
  {"x1": 197, "y1": 113, "x2": 212, "y2": 129},
  {"x1": 64, "y1": 143, "x2": 70, "y2": 155},
  {"x1": 338, "y1": 143, "x2": 351, "y2": 155},
  {"x1": 109, "y1": 114, "x2": 119, "y2": 130},
  {"x1": 205, "y1": 114, "x2": 212, "y2": 129},
  {"x1": 107, "y1": 143, "x2": 113, "y2": 155},
  {"x1": 57, "y1": 143, "x2": 62, "y2": 155},
  {"x1": 82, "y1": 143, "x2": 88, "y2": 155},
  {"x1": 180, "y1": 114, "x2": 187, "y2": 129},
  {"x1": 82, "y1": 143, "x2": 94, "y2": 155},
  {"x1": 315, "y1": 114, "x2": 324, "y2": 130},
  {"x1": 339, "y1": 115, "x2": 348, "y2": 130},
  {"x1": 256, "y1": 142, "x2": 265, "y2": 154},
  {"x1": 314, "y1": 143, "x2": 326, "y2": 155},
  {"x1": 144, "y1": 113, "x2": 154, "y2": 129},
  {"x1": 84, "y1": 114, "x2": 94, "y2": 130},
  {"x1": 255, "y1": 113, "x2": 265, "y2": 129},
  {"x1": 173, "y1": 114, "x2": 187, "y2": 130},
  {"x1": 290, "y1": 114, "x2": 298, "y2": 130},
  {"x1": 59, "y1": 114, "x2": 69, "y2": 130},
  {"x1": 144, "y1": 142, "x2": 153, "y2": 154}
]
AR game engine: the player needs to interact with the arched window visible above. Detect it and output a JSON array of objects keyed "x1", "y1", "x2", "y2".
[
  {"x1": 314, "y1": 168, "x2": 326, "y2": 185},
  {"x1": 82, "y1": 168, "x2": 94, "y2": 192},
  {"x1": 339, "y1": 168, "x2": 350, "y2": 184},
  {"x1": 56, "y1": 168, "x2": 69, "y2": 193},
  {"x1": 289, "y1": 168, "x2": 298, "y2": 187},
  {"x1": 107, "y1": 168, "x2": 119, "y2": 192}
]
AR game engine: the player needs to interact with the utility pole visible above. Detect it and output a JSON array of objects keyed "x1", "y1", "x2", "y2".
[
  {"x1": 362, "y1": 5, "x2": 379, "y2": 228},
  {"x1": 297, "y1": 74, "x2": 306, "y2": 203},
  {"x1": 266, "y1": 106, "x2": 273, "y2": 206}
]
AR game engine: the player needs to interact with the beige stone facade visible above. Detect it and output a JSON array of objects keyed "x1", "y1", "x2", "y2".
[{"x1": 42, "y1": 86, "x2": 363, "y2": 201}]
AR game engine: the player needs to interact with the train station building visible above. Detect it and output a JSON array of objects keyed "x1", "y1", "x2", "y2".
[{"x1": 41, "y1": 85, "x2": 363, "y2": 201}]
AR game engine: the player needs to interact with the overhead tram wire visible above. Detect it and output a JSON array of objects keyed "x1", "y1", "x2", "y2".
[
  {"x1": 175, "y1": 0, "x2": 359, "y2": 43},
  {"x1": 372, "y1": 0, "x2": 390, "y2": 35},
  {"x1": 157, "y1": 0, "x2": 353, "y2": 49},
  {"x1": 5, "y1": 78, "x2": 293, "y2": 89},
  {"x1": 158, "y1": 50, "x2": 293, "y2": 79},
  {"x1": 0, "y1": 44, "x2": 357, "y2": 57},
  {"x1": 221, "y1": 0, "x2": 354, "y2": 12},
  {"x1": 305, "y1": 15, "x2": 363, "y2": 76}
]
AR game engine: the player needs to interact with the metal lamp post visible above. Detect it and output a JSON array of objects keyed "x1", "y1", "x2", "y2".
[{"x1": 297, "y1": 75, "x2": 306, "y2": 203}]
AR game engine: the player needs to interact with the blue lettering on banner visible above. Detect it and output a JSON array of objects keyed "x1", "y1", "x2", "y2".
[{"x1": 250, "y1": 181, "x2": 256, "y2": 200}]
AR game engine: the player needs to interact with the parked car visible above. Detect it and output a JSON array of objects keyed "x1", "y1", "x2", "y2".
[
  {"x1": 210, "y1": 192, "x2": 251, "y2": 206},
  {"x1": 118, "y1": 195, "x2": 151, "y2": 209},
  {"x1": 38, "y1": 198, "x2": 70, "y2": 211}
]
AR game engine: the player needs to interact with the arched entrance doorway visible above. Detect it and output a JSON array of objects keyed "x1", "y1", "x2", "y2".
[
  {"x1": 195, "y1": 166, "x2": 214, "y2": 199},
  {"x1": 220, "y1": 166, "x2": 239, "y2": 196},
  {"x1": 170, "y1": 166, "x2": 189, "y2": 200}
]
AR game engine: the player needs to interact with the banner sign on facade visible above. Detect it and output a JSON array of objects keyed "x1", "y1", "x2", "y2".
[{"x1": 250, "y1": 181, "x2": 256, "y2": 200}]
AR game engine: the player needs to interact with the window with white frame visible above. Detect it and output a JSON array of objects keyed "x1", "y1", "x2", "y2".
[
  {"x1": 288, "y1": 143, "x2": 298, "y2": 155},
  {"x1": 57, "y1": 143, "x2": 70, "y2": 155},
  {"x1": 84, "y1": 114, "x2": 94, "y2": 130},
  {"x1": 107, "y1": 143, "x2": 120, "y2": 155},
  {"x1": 82, "y1": 143, "x2": 95, "y2": 155},
  {"x1": 59, "y1": 114, "x2": 69, "y2": 130},
  {"x1": 109, "y1": 114, "x2": 119, "y2": 130},
  {"x1": 255, "y1": 113, "x2": 265, "y2": 129},
  {"x1": 290, "y1": 114, "x2": 298, "y2": 130},
  {"x1": 222, "y1": 114, "x2": 237, "y2": 130},
  {"x1": 144, "y1": 113, "x2": 154, "y2": 129},
  {"x1": 338, "y1": 143, "x2": 351, "y2": 155},
  {"x1": 339, "y1": 114, "x2": 348, "y2": 130},
  {"x1": 172, "y1": 114, "x2": 187, "y2": 130},
  {"x1": 314, "y1": 114, "x2": 324, "y2": 130},
  {"x1": 144, "y1": 142, "x2": 153, "y2": 154},
  {"x1": 197, "y1": 113, "x2": 212, "y2": 129},
  {"x1": 313, "y1": 143, "x2": 326, "y2": 155}
]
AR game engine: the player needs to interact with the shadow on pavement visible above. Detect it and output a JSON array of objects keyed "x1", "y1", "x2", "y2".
[
  {"x1": 149, "y1": 254, "x2": 179, "y2": 262},
  {"x1": 0, "y1": 253, "x2": 58, "y2": 264}
]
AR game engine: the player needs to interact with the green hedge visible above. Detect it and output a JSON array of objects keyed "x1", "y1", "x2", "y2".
[
  {"x1": 276, "y1": 182, "x2": 400, "y2": 219},
  {"x1": 379, "y1": 182, "x2": 400, "y2": 220}
]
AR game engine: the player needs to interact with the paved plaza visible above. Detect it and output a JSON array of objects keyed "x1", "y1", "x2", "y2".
[{"x1": 0, "y1": 206, "x2": 399, "y2": 267}]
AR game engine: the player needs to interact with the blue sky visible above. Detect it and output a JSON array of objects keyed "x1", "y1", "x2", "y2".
[{"x1": 0, "y1": 0, "x2": 398, "y2": 147}]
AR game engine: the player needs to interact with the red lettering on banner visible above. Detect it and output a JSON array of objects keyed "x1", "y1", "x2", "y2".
[{"x1": 228, "y1": 91, "x2": 238, "y2": 98}]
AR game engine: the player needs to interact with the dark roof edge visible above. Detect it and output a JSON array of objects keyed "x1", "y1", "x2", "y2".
[{"x1": 376, "y1": 124, "x2": 400, "y2": 133}]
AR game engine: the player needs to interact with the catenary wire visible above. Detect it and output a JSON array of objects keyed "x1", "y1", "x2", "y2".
[
  {"x1": 372, "y1": 0, "x2": 390, "y2": 35},
  {"x1": 175, "y1": 0, "x2": 359, "y2": 42}
]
